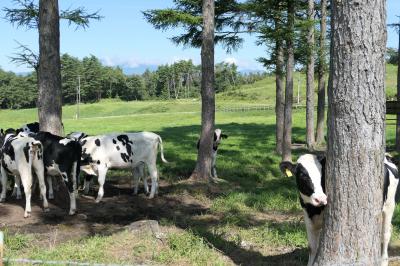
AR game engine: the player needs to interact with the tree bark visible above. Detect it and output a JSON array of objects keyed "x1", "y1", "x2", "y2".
[
  {"x1": 38, "y1": 0, "x2": 63, "y2": 135},
  {"x1": 314, "y1": 0, "x2": 386, "y2": 265},
  {"x1": 282, "y1": 0, "x2": 295, "y2": 162},
  {"x1": 315, "y1": 0, "x2": 327, "y2": 145},
  {"x1": 190, "y1": 0, "x2": 215, "y2": 180},
  {"x1": 275, "y1": 41, "x2": 285, "y2": 155},
  {"x1": 305, "y1": 0, "x2": 315, "y2": 149},
  {"x1": 396, "y1": 29, "x2": 400, "y2": 151}
]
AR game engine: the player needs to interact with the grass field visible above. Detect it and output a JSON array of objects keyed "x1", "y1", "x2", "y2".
[{"x1": 1, "y1": 69, "x2": 400, "y2": 265}]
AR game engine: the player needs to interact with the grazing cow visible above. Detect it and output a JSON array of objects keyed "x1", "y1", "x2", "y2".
[
  {"x1": 197, "y1": 129, "x2": 228, "y2": 178},
  {"x1": 0, "y1": 130, "x2": 49, "y2": 218},
  {"x1": 67, "y1": 131, "x2": 168, "y2": 202},
  {"x1": 280, "y1": 154, "x2": 399, "y2": 266},
  {"x1": 32, "y1": 132, "x2": 82, "y2": 215}
]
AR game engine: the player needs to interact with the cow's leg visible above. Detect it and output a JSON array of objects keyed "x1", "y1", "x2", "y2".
[
  {"x1": 33, "y1": 162, "x2": 49, "y2": 212},
  {"x1": 133, "y1": 164, "x2": 146, "y2": 195},
  {"x1": 83, "y1": 174, "x2": 93, "y2": 195},
  {"x1": 47, "y1": 176, "x2": 54, "y2": 199},
  {"x1": 19, "y1": 171, "x2": 32, "y2": 218},
  {"x1": 95, "y1": 165, "x2": 108, "y2": 203},
  {"x1": 304, "y1": 215, "x2": 320, "y2": 266},
  {"x1": 143, "y1": 174, "x2": 149, "y2": 195},
  {"x1": 382, "y1": 205, "x2": 395, "y2": 266},
  {"x1": 211, "y1": 152, "x2": 217, "y2": 178},
  {"x1": 132, "y1": 167, "x2": 140, "y2": 195},
  {"x1": 12, "y1": 175, "x2": 22, "y2": 199},
  {"x1": 63, "y1": 171, "x2": 76, "y2": 215},
  {"x1": 0, "y1": 166, "x2": 7, "y2": 202},
  {"x1": 147, "y1": 163, "x2": 158, "y2": 199}
]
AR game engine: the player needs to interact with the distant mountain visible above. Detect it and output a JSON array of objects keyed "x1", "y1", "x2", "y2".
[{"x1": 121, "y1": 65, "x2": 159, "y2": 75}]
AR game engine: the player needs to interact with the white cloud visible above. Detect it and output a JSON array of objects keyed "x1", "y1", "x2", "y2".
[
  {"x1": 223, "y1": 57, "x2": 238, "y2": 65},
  {"x1": 222, "y1": 56, "x2": 264, "y2": 72}
]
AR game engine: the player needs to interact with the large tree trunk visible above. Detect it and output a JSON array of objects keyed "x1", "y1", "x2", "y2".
[
  {"x1": 275, "y1": 41, "x2": 285, "y2": 155},
  {"x1": 282, "y1": 0, "x2": 295, "y2": 162},
  {"x1": 38, "y1": 0, "x2": 63, "y2": 135},
  {"x1": 305, "y1": 0, "x2": 315, "y2": 149},
  {"x1": 314, "y1": 0, "x2": 386, "y2": 265},
  {"x1": 190, "y1": 0, "x2": 215, "y2": 180},
  {"x1": 315, "y1": 0, "x2": 327, "y2": 145},
  {"x1": 396, "y1": 30, "x2": 400, "y2": 151}
]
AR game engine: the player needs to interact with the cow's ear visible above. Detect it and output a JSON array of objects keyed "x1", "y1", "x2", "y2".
[
  {"x1": 280, "y1": 161, "x2": 296, "y2": 177},
  {"x1": 221, "y1": 134, "x2": 228, "y2": 139},
  {"x1": 0, "y1": 128, "x2": 3, "y2": 135},
  {"x1": 317, "y1": 154, "x2": 326, "y2": 165}
]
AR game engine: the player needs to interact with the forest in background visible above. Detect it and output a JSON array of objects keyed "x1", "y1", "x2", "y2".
[{"x1": 0, "y1": 55, "x2": 265, "y2": 109}]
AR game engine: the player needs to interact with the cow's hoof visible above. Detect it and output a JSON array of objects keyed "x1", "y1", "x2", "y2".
[
  {"x1": 95, "y1": 198, "x2": 102, "y2": 203},
  {"x1": 48, "y1": 194, "x2": 54, "y2": 200},
  {"x1": 16, "y1": 195, "x2": 22, "y2": 200},
  {"x1": 148, "y1": 194, "x2": 155, "y2": 199},
  {"x1": 44, "y1": 208, "x2": 50, "y2": 213},
  {"x1": 0, "y1": 198, "x2": 5, "y2": 203},
  {"x1": 24, "y1": 212, "x2": 31, "y2": 218},
  {"x1": 69, "y1": 209, "x2": 76, "y2": 216}
]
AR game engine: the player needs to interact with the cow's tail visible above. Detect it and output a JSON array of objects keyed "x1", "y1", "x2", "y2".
[
  {"x1": 157, "y1": 136, "x2": 169, "y2": 164},
  {"x1": 29, "y1": 140, "x2": 42, "y2": 170}
]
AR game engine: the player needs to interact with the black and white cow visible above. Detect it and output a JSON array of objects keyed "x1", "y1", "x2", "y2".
[
  {"x1": 197, "y1": 128, "x2": 228, "y2": 178},
  {"x1": 0, "y1": 130, "x2": 49, "y2": 218},
  {"x1": 280, "y1": 154, "x2": 399, "y2": 266},
  {"x1": 68, "y1": 131, "x2": 168, "y2": 202},
  {"x1": 32, "y1": 132, "x2": 82, "y2": 215},
  {"x1": 18, "y1": 122, "x2": 39, "y2": 134}
]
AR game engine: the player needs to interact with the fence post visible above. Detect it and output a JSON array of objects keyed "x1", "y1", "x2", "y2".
[{"x1": 0, "y1": 231, "x2": 3, "y2": 266}]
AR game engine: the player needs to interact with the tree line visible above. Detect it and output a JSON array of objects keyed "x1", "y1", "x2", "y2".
[{"x1": 0, "y1": 55, "x2": 264, "y2": 109}]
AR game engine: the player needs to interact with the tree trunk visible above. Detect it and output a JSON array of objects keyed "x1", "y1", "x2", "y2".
[
  {"x1": 190, "y1": 0, "x2": 215, "y2": 180},
  {"x1": 275, "y1": 41, "x2": 285, "y2": 155},
  {"x1": 305, "y1": 0, "x2": 315, "y2": 149},
  {"x1": 396, "y1": 30, "x2": 400, "y2": 151},
  {"x1": 314, "y1": 0, "x2": 386, "y2": 265},
  {"x1": 38, "y1": 0, "x2": 63, "y2": 135},
  {"x1": 282, "y1": 0, "x2": 295, "y2": 162},
  {"x1": 315, "y1": 0, "x2": 327, "y2": 145}
]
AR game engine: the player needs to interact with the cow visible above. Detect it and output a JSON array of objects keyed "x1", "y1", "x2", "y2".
[
  {"x1": 18, "y1": 122, "x2": 64, "y2": 135},
  {"x1": 32, "y1": 132, "x2": 82, "y2": 215},
  {"x1": 280, "y1": 153, "x2": 399, "y2": 266},
  {"x1": 67, "y1": 131, "x2": 168, "y2": 202},
  {"x1": 0, "y1": 130, "x2": 49, "y2": 218},
  {"x1": 197, "y1": 128, "x2": 228, "y2": 178},
  {"x1": 18, "y1": 122, "x2": 39, "y2": 134}
]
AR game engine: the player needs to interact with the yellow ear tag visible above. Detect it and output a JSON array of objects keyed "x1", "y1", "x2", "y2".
[{"x1": 285, "y1": 169, "x2": 293, "y2": 177}]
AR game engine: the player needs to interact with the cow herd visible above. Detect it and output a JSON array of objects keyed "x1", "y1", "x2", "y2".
[{"x1": 0, "y1": 122, "x2": 227, "y2": 217}]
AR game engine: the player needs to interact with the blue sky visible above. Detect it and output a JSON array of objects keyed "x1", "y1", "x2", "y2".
[{"x1": 0, "y1": 0, "x2": 399, "y2": 74}]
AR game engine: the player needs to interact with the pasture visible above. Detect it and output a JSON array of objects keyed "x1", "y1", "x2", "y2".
[{"x1": 1, "y1": 73, "x2": 400, "y2": 265}]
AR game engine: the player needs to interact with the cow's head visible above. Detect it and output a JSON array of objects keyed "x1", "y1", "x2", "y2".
[
  {"x1": 280, "y1": 154, "x2": 327, "y2": 207},
  {"x1": 67, "y1": 132, "x2": 88, "y2": 142},
  {"x1": 214, "y1": 128, "x2": 228, "y2": 144}
]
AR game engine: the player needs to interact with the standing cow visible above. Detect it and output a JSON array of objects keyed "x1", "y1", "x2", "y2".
[
  {"x1": 197, "y1": 128, "x2": 228, "y2": 178},
  {"x1": 280, "y1": 153, "x2": 398, "y2": 266},
  {"x1": 0, "y1": 130, "x2": 49, "y2": 218},
  {"x1": 68, "y1": 132, "x2": 168, "y2": 202},
  {"x1": 32, "y1": 132, "x2": 82, "y2": 215}
]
